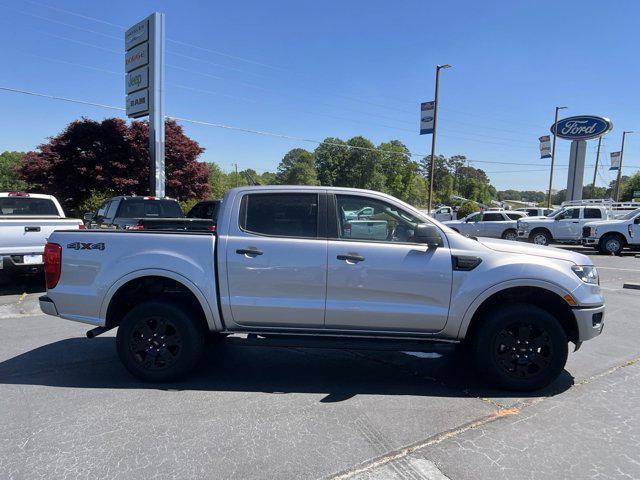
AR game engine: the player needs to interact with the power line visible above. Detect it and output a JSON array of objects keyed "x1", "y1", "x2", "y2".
[{"x1": 0, "y1": 86, "x2": 125, "y2": 111}]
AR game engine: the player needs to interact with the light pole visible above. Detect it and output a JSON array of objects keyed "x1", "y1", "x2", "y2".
[
  {"x1": 547, "y1": 106, "x2": 567, "y2": 208},
  {"x1": 590, "y1": 136, "x2": 602, "y2": 197},
  {"x1": 427, "y1": 64, "x2": 452, "y2": 213},
  {"x1": 615, "y1": 131, "x2": 633, "y2": 201}
]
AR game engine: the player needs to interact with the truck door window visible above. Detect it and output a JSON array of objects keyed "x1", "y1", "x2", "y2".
[
  {"x1": 96, "y1": 202, "x2": 109, "y2": 218},
  {"x1": 335, "y1": 195, "x2": 424, "y2": 243},
  {"x1": 506, "y1": 213, "x2": 523, "y2": 220},
  {"x1": 482, "y1": 213, "x2": 503, "y2": 222},
  {"x1": 241, "y1": 193, "x2": 318, "y2": 238},
  {"x1": 104, "y1": 201, "x2": 118, "y2": 219},
  {"x1": 584, "y1": 208, "x2": 602, "y2": 219}
]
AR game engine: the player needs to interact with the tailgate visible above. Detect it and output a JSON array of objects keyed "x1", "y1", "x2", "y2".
[{"x1": 0, "y1": 218, "x2": 81, "y2": 255}]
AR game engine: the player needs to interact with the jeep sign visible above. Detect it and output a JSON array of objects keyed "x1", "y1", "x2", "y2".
[{"x1": 551, "y1": 115, "x2": 613, "y2": 140}]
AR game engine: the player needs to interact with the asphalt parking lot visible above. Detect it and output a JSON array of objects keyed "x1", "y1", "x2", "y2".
[{"x1": 0, "y1": 247, "x2": 639, "y2": 480}]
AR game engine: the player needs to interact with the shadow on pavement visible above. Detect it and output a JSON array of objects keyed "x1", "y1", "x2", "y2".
[
  {"x1": 0, "y1": 336, "x2": 574, "y2": 402},
  {"x1": 0, "y1": 272, "x2": 45, "y2": 295}
]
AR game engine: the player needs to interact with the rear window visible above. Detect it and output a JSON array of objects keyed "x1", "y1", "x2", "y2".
[
  {"x1": 240, "y1": 193, "x2": 318, "y2": 238},
  {"x1": 116, "y1": 199, "x2": 184, "y2": 218},
  {"x1": 0, "y1": 197, "x2": 58, "y2": 216},
  {"x1": 188, "y1": 201, "x2": 220, "y2": 220},
  {"x1": 584, "y1": 208, "x2": 602, "y2": 219}
]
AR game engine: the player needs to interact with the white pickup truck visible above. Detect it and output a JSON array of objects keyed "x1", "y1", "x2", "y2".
[
  {"x1": 39, "y1": 186, "x2": 605, "y2": 391},
  {"x1": 517, "y1": 205, "x2": 610, "y2": 246},
  {"x1": 582, "y1": 208, "x2": 640, "y2": 255},
  {"x1": 0, "y1": 192, "x2": 83, "y2": 279}
]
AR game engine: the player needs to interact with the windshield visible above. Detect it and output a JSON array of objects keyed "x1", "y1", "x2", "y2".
[{"x1": 0, "y1": 197, "x2": 58, "y2": 216}]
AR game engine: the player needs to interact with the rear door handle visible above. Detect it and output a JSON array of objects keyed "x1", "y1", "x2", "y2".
[
  {"x1": 337, "y1": 254, "x2": 365, "y2": 263},
  {"x1": 236, "y1": 248, "x2": 263, "y2": 256},
  {"x1": 24, "y1": 226, "x2": 41, "y2": 232}
]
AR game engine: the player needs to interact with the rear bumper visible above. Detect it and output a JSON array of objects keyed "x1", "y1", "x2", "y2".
[
  {"x1": 573, "y1": 304, "x2": 605, "y2": 342},
  {"x1": 39, "y1": 295, "x2": 59, "y2": 316},
  {"x1": 1, "y1": 254, "x2": 43, "y2": 273}
]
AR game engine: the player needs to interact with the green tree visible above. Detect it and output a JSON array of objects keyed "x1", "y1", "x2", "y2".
[
  {"x1": 314, "y1": 137, "x2": 349, "y2": 186},
  {"x1": 457, "y1": 200, "x2": 480, "y2": 218},
  {"x1": 276, "y1": 148, "x2": 318, "y2": 185},
  {"x1": 0, "y1": 151, "x2": 28, "y2": 191},
  {"x1": 621, "y1": 172, "x2": 640, "y2": 201},
  {"x1": 378, "y1": 140, "x2": 416, "y2": 201}
]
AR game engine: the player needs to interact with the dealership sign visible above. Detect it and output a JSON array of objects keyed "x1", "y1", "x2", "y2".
[
  {"x1": 551, "y1": 115, "x2": 612, "y2": 140},
  {"x1": 419, "y1": 101, "x2": 435, "y2": 135},
  {"x1": 539, "y1": 135, "x2": 551, "y2": 159}
]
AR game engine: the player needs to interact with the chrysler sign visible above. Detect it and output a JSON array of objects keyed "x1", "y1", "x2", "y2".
[{"x1": 551, "y1": 115, "x2": 612, "y2": 140}]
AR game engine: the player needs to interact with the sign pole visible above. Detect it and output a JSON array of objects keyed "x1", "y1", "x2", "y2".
[
  {"x1": 148, "y1": 12, "x2": 165, "y2": 198},
  {"x1": 547, "y1": 106, "x2": 566, "y2": 208},
  {"x1": 427, "y1": 64, "x2": 451, "y2": 212},
  {"x1": 590, "y1": 136, "x2": 602, "y2": 197},
  {"x1": 615, "y1": 131, "x2": 633, "y2": 201}
]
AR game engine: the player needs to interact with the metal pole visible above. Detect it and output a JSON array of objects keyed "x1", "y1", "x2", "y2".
[
  {"x1": 427, "y1": 64, "x2": 451, "y2": 212},
  {"x1": 615, "y1": 131, "x2": 633, "y2": 201},
  {"x1": 235, "y1": 163, "x2": 239, "y2": 187},
  {"x1": 148, "y1": 12, "x2": 165, "y2": 197},
  {"x1": 547, "y1": 106, "x2": 566, "y2": 208},
  {"x1": 590, "y1": 136, "x2": 602, "y2": 197}
]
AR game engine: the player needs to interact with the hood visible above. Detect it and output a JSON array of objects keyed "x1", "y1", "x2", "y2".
[
  {"x1": 584, "y1": 219, "x2": 625, "y2": 228},
  {"x1": 476, "y1": 237, "x2": 589, "y2": 265}
]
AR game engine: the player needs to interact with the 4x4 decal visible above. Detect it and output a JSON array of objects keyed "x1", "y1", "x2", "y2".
[{"x1": 67, "y1": 242, "x2": 105, "y2": 251}]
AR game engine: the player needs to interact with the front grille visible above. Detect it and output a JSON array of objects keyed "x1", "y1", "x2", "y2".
[
  {"x1": 592, "y1": 312, "x2": 603, "y2": 327},
  {"x1": 582, "y1": 226, "x2": 591, "y2": 238}
]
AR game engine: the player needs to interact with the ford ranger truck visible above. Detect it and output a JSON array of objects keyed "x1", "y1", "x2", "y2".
[
  {"x1": 582, "y1": 208, "x2": 640, "y2": 255},
  {"x1": 39, "y1": 186, "x2": 605, "y2": 391}
]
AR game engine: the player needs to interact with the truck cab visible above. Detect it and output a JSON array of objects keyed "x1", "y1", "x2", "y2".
[{"x1": 517, "y1": 205, "x2": 609, "y2": 245}]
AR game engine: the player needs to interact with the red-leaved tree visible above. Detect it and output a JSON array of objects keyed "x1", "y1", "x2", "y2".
[{"x1": 20, "y1": 118, "x2": 210, "y2": 208}]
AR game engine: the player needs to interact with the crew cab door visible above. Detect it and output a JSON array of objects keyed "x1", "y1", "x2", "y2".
[
  {"x1": 325, "y1": 193, "x2": 452, "y2": 333},
  {"x1": 477, "y1": 212, "x2": 507, "y2": 238},
  {"x1": 554, "y1": 207, "x2": 581, "y2": 239},
  {"x1": 224, "y1": 191, "x2": 327, "y2": 328}
]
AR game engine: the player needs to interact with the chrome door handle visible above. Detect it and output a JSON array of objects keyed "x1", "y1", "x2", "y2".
[
  {"x1": 24, "y1": 226, "x2": 41, "y2": 232},
  {"x1": 337, "y1": 254, "x2": 365, "y2": 263},
  {"x1": 236, "y1": 248, "x2": 263, "y2": 256}
]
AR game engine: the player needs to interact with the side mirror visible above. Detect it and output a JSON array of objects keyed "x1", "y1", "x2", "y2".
[
  {"x1": 412, "y1": 224, "x2": 443, "y2": 248},
  {"x1": 83, "y1": 212, "x2": 95, "y2": 221}
]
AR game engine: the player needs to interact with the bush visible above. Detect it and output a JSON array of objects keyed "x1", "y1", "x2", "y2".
[
  {"x1": 74, "y1": 190, "x2": 113, "y2": 218},
  {"x1": 179, "y1": 198, "x2": 199, "y2": 214},
  {"x1": 457, "y1": 200, "x2": 480, "y2": 218}
]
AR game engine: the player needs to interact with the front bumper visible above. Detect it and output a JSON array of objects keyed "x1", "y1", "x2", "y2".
[
  {"x1": 39, "y1": 295, "x2": 59, "y2": 316},
  {"x1": 582, "y1": 236, "x2": 599, "y2": 246},
  {"x1": 572, "y1": 304, "x2": 605, "y2": 341},
  {"x1": 517, "y1": 230, "x2": 531, "y2": 241}
]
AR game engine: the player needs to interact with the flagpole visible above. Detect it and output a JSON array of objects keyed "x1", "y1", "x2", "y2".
[
  {"x1": 615, "y1": 131, "x2": 633, "y2": 201},
  {"x1": 590, "y1": 136, "x2": 602, "y2": 197},
  {"x1": 427, "y1": 64, "x2": 451, "y2": 213},
  {"x1": 547, "y1": 106, "x2": 567, "y2": 208}
]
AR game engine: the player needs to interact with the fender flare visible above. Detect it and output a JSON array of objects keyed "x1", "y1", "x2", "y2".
[
  {"x1": 456, "y1": 278, "x2": 573, "y2": 339},
  {"x1": 98, "y1": 268, "x2": 222, "y2": 331}
]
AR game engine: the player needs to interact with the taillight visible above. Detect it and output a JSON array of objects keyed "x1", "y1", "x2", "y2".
[
  {"x1": 209, "y1": 225, "x2": 216, "y2": 232},
  {"x1": 78, "y1": 223, "x2": 87, "y2": 230},
  {"x1": 129, "y1": 224, "x2": 145, "y2": 230},
  {"x1": 44, "y1": 243, "x2": 62, "y2": 289}
]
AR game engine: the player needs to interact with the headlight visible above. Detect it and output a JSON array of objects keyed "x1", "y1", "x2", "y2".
[
  {"x1": 571, "y1": 265, "x2": 599, "y2": 285},
  {"x1": 520, "y1": 222, "x2": 529, "y2": 229},
  {"x1": 593, "y1": 227, "x2": 598, "y2": 236}
]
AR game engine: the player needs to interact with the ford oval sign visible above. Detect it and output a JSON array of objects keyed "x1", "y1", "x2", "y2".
[{"x1": 551, "y1": 115, "x2": 613, "y2": 140}]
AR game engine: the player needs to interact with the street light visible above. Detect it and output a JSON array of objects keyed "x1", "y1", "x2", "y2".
[
  {"x1": 547, "y1": 106, "x2": 568, "y2": 208},
  {"x1": 615, "y1": 131, "x2": 634, "y2": 201},
  {"x1": 427, "y1": 64, "x2": 452, "y2": 213}
]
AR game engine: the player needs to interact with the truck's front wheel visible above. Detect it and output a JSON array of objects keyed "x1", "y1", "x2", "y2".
[
  {"x1": 116, "y1": 300, "x2": 205, "y2": 382},
  {"x1": 470, "y1": 304, "x2": 568, "y2": 391},
  {"x1": 598, "y1": 234, "x2": 625, "y2": 255}
]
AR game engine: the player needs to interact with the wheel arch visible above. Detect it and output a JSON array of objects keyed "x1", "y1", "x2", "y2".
[
  {"x1": 529, "y1": 226, "x2": 552, "y2": 238},
  {"x1": 599, "y1": 231, "x2": 628, "y2": 247},
  {"x1": 458, "y1": 282, "x2": 578, "y2": 344},
  {"x1": 100, "y1": 269, "x2": 221, "y2": 332}
]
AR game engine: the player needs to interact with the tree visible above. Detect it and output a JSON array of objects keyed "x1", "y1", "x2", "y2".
[
  {"x1": 314, "y1": 137, "x2": 349, "y2": 186},
  {"x1": 20, "y1": 118, "x2": 210, "y2": 211},
  {"x1": 457, "y1": 200, "x2": 480, "y2": 218},
  {"x1": 621, "y1": 172, "x2": 640, "y2": 201},
  {"x1": 0, "y1": 151, "x2": 28, "y2": 191},
  {"x1": 276, "y1": 148, "x2": 318, "y2": 185},
  {"x1": 378, "y1": 141, "x2": 416, "y2": 201}
]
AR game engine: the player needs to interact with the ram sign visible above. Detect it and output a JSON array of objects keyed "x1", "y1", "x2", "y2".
[{"x1": 551, "y1": 115, "x2": 613, "y2": 140}]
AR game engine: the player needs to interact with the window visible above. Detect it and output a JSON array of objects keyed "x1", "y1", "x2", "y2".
[
  {"x1": 506, "y1": 212, "x2": 523, "y2": 220},
  {"x1": 117, "y1": 199, "x2": 184, "y2": 218},
  {"x1": 558, "y1": 208, "x2": 580, "y2": 220},
  {"x1": 335, "y1": 195, "x2": 425, "y2": 243},
  {"x1": 241, "y1": 193, "x2": 318, "y2": 238},
  {"x1": 96, "y1": 201, "x2": 109, "y2": 218},
  {"x1": 189, "y1": 202, "x2": 220, "y2": 221},
  {"x1": 104, "y1": 201, "x2": 118, "y2": 219},
  {"x1": 526, "y1": 209, "x2": 538, "y2": 216},
  {"x1": 584, "y1": 208, "x2": 602, "y2": 219},
  {"x1": 482, "y1": 213, "x2": 504, "y2": 222},
  {"x1": 0, "y1": 197, "x2": 58, "y2": 216},
  {"x1": 467, "y1": 213, "x2": 482, "y2": 222}
]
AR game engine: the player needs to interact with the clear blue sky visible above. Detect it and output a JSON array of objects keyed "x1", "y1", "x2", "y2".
[{"x1": 0, "y1": 0, "x2": 638, "y2": 191}]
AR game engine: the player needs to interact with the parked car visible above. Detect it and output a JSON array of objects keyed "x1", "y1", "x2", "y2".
[
  {"x1": 443, "y1": 210, "x2": 526, "y2": 240},
  {"x1": 515, "y1": 207, "x2": 554, "y2": 217},
  {"x1": 132, "y1": 200, "x2": 221, "y2": 232},
  {"x1": 39, "y1": 186, "x2": 605, "y2": 391},
  {"x1": 517, "y1": 205, "x2": 610, "y2": 246},
  {"x1": 582, "y1": 208, "x2": 640, "y2": 255},
  {"x1": 0, "y1": 192, "x2": 83, "y2": 279},
  {"x1": 430, "y1": 206, "x2": 456, "y2": 222},
  {"x1": 84, "y1": 196, "x2": 184, "y2": 230}
]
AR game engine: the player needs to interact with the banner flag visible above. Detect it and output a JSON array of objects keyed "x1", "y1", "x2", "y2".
[
  {"x1": 539, "y1": 135, "x2": 551, "y2": 159},
  {"x1": 420, "y1": 101, "x2": 435, "y2": 135},
  {"x1": 610, "y1": 151, "x2": 621, "y2": 170}
]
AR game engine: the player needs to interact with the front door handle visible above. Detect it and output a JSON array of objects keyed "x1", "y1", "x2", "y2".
[
  {"x1": 25, "y1": 226, "x2": 41, "y2": 232},
  {"x1": 236, "y1": 248, "x2": 263, "y2": 256},
  {"x1": 337, "y1": 254, "x2": 365, "y2": 263}
]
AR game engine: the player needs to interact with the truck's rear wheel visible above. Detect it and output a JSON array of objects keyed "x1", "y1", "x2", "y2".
[
  {"x1": 598, "y1": 234, "x2": 624, "y2": 255},
  {"x1": 502, "y1": 229, "x2": 518, "y2": 241},
  {"x1": 116, "y1": 300, "x2": 205, "y2": 382},
  {"x1": 470, "y1": 303, "x2": 568, "y2": 391}
]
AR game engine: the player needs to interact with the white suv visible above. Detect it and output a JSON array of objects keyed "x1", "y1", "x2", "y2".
[{"x1": 443, "y1": 210, "x2": 525, "y2": 240}]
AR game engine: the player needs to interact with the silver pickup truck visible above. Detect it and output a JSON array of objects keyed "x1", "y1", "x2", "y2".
[{"x1": 39, "y1": 186, "x2": 605, "y2": 391}]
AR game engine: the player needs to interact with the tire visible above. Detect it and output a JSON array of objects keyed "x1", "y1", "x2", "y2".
[
  {"x1": 530, "y1": 229, "x2": 551, "y2": 246},
  {"x1": 116, "y1": 300, "x2": 205, "y2": 382},
  {"x1": 470, "y1": 303, "x2": 568, "y2": 391},
  {"x1": 598, "y1": 234, "x2": 625, "y2": 255},
  {"x1": 501, "y1": 229, "x2": 518, "y2": 241}
]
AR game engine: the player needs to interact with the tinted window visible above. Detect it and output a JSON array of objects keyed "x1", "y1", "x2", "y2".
[
  {"x1": 117, "y1": 199, "x2": 184, "y2": 218},
  {"x1": 526, "y1": 209, "x2": 538, "y2": 216},
  {"x1": 568, "y1": 208, "x2": 580, "y2": 219},
  {"x1": 482, "y1": 213, "x2": 504, "y2": 222},
  {"x1": 104, "y1": 201, "x2": 118, "y2": 219},
  {"x1": 467, "y1": 213, "x2": 482, "y2": 222},
  {"x1": 506, "y1": 212, "x2": 523, "y2": 220},
  {"x1": 584, "y1": 208, "x2": 602, "y2": 219},
  {"x1": 188, "y1": 201, "x2": 220, "y2": 220},
  {"x1": 96, "y1": 201, "x2": 109, "y2": 218},
  {"x1": 0, "y1": 197, "x2": 58, "y2": 216},
  {"x1": 242, "y1": 193, "x2": 318, "y2": 238},
  {"x1": 336, "y1": 195, "x2": 424, "y2": 243}
]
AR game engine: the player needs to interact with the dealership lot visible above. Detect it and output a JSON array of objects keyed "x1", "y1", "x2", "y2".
[{"x1": 0, "y1": 247, "x2": 638, "y2": 479}]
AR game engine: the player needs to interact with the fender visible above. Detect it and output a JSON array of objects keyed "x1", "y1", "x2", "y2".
[
  {"x1": 99, "y1": 268, "x2": 222, "y2": 331},
  {"x1": 456, "y1": 278, "x2": 573, "y2": 339}
]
